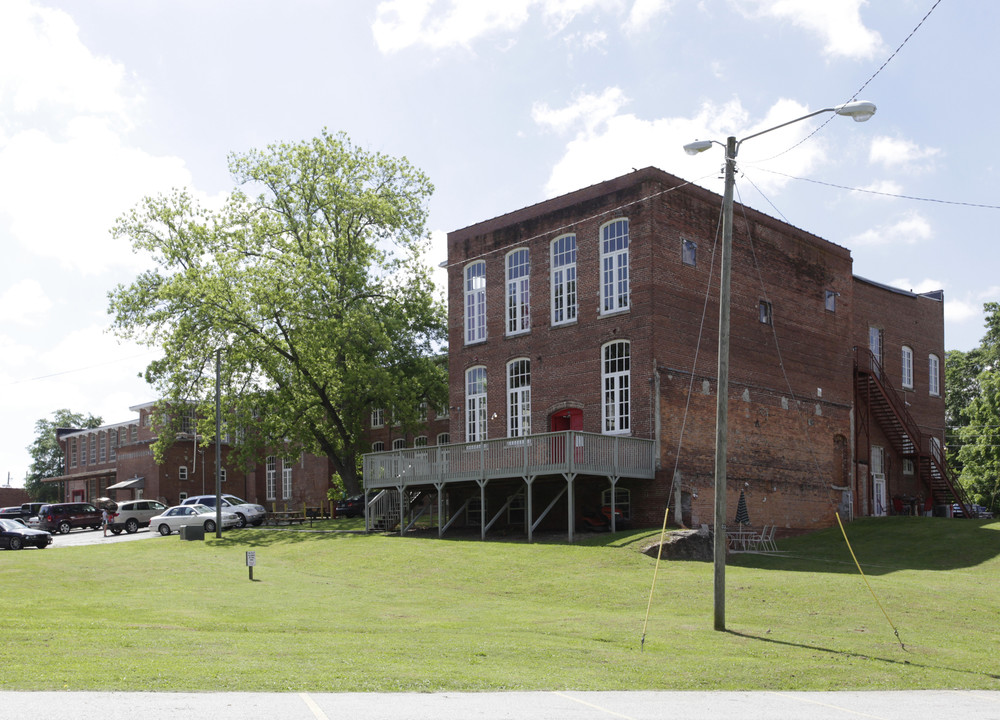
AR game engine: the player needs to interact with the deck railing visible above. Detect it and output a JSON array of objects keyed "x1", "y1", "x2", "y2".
[{"x1": 363, "y1": 431, "x2": 657, "y2": 489}]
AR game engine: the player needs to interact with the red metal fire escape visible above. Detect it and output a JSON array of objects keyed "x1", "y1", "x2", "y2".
[{"x1": 854, "y1": 347, "x2": 973, "y2": 517}]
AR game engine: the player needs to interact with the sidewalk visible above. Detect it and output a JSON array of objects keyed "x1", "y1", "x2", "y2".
[{"x1": 1, "y1": 690, "x2": 997, "y2": 719}]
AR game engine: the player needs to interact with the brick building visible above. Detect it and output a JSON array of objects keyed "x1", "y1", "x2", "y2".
[
  {"x1": 364, "y1": 166, "x2": 969, "y2": 539},
  {"x1": 46, "y1": 401, "x2": 335, "y2": 511}
]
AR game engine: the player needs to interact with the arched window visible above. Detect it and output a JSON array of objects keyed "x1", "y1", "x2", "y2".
[
  {"x1": 551, "y1": 234, "x2": 577, "y2": 325},
  {"x1": 465, "y1": 261, "x2": 486, "y2": 344},
  {"x1": 506, "y1": 248, "x2": 530, "y2": 335},
  {"x1": 928, "y1": 354, "x2": 940, "y2": 396},
  {"x1": 392, "y1": 438, "x2": 406, "y2": 450},
  {"x1": 602, "y1": 340, "x2": 631, "y2": 434},
  {"x1": 901, "y1": 345, "x2": 914, "y2": 389},
  {"x1": 600, "y1": 219, "x2": 629, "y2": 314},
  {"x1": 436, "y1": 433, "x2": 451, "y2": 445},
  {"x1": 466, "y1": 366, "x2": 487, "y2": 442},
  {"x1": 371, "y1": 441, "x2": 385, "y2": 452},
  {"x1": 507, "y1": 358, "x2": 531, "y2": 437},
  {"x1": 414, "y1": 436, "x2": 428, "y2": 447}
]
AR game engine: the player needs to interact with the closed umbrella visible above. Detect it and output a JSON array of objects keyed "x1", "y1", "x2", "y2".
[{"x1": 735, "y1": 489, "x2": 750, "y2": 526}]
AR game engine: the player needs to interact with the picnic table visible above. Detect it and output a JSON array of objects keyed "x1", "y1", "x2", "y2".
[{"x1": 266, "y1": 510, "x2": 310, "y2": 526}]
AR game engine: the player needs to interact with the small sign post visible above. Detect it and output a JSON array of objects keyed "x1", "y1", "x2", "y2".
[{"x1": 246, "y1": 550, "x2": 256, "y2": 581}]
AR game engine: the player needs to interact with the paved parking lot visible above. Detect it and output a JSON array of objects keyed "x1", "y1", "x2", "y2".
[{"x1": 44, "y1": 526, "x2": 159, "y2": 548}]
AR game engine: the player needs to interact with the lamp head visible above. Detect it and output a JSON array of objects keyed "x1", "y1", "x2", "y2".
[
  {"x1": 833, "y1": 100, "x2": 876, "y2": 122},
  {"x1": 683, "y1": 140, "x2": 714, "y2": 155}
]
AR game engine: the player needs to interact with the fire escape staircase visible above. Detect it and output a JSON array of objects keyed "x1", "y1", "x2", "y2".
[{"x1": 854, "y1": 347, "x2": 973, "y2": 517}]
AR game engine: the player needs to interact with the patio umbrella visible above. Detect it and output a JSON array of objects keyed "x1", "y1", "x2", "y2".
[{"x1": 735, "y1": 489, "x2": 750, "y2": 526}]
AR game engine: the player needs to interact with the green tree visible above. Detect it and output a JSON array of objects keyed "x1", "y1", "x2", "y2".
[
  {"x1": 956, "y1": 370, "x2": 1000, "y2": 510},
  {"x1": 944, "y1": 347, "x2": 985, "y2": 475},
  {"x1": 25, "y1": 409, "x2": 103, "y2": 501},
  {"x1": 108, "y1": 130, "x2": 446, "y2": 495}
]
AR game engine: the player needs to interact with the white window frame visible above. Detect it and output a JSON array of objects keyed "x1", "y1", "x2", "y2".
[
  {"x1": 436, "y1": 433, "x2": 450, "y2": 446},
  {"x1": 602, "y1": 340, "x2": 631, "y2": 435},
  {"x1": 929, "y1": 354, "x2": 940, "y2": 396},
  {"x1": 551, "y1": 234, "x2": 577, "y2": 326},
  {"x1": 682, "y1": 239, "x2": 697, "y2": 267},
  {"x1": 903, "y1": 458, "x2": 914, "y2": 475},
  {"x1": 392, "y1": 438, "x2": 406, "y2": 450},
  {"x1": 466, "y1": 366, "x2": 488, "y2": 442},
  {"x1": 901, "y1": 345, "x2": 914, "y2": 389},
  {"x1": 506, "y1": 358, "x2": 531, "y2": 438},
  {"x1": 505, "y1": 248, "x2": 530, "y2": 336},
  {"x1": 414, "y1": 436, "x2": 428, "y2": 447},
  {"x1": 600, "y1": 219, "x2": 630, "y2": 314},
  {"x1": 869, "y1": 326, "x2": 883, "y2": 366},
  {"x1": 265, "y1": 456, "x2": 277, "y2": 501},
  {"x1": 464, "y1": 261, "x2": 486, "y2": 344},
  {"x1": 370, "y1": 408, "x2": 385, "y2": 428},
  {"x1": 371, "y1": 441, "x2": 385, "y2": 452},
  {"x1": 70, "y1": 439, "x2": 77, "y2": 467},
  {"x1": 282, "y1": 460, "x2": 293, "y2": 499},
  {"x1": 219, "y1": 468, "x2": 227, "y2": 484},
  {"x1": 178, "y1": 465, "x2": 188, "y2": 481},
  {"x1": 601, "y1": 487, "x2": 632, "y2": 521}
]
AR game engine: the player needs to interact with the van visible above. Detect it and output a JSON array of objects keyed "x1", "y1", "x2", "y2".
[{"x1": 37, "y1": 502, "x2": 102, "y2": 534}]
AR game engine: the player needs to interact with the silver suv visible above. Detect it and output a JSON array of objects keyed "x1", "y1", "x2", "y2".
[
  {"x1": 109, "y1": 499, "x2": 168, "y2": 534},
  {"x1": 180, "y1": 494, "x2": 266, "y2": 528}
]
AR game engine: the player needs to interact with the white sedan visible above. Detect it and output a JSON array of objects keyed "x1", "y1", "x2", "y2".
[{"x1": 149, "y1": 504, "x2": 240, "y2": 535}]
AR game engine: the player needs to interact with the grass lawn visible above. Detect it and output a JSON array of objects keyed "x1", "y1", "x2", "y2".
[{"x1": 2, "y1": 516, "x2": 998, "y2": 692}]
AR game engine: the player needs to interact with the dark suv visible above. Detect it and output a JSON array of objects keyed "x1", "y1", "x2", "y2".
[{"x1": 37, "y1": 502, "x2": 102, "y2": 534}]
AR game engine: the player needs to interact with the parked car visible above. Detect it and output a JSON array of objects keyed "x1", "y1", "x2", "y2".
[
  {"x1": 37, "y1": 502, "x2": 102, "y2": 534},
  {"x1": 149, "y1": 504, "x2": 240, "y2": 535},
  {"x1": 0, "y1": 506, "x2": 24, "y2": 520},
  {"x1": 21, "y1": 502, "x2": 44, "y2": 519},
  {"x1": 181, "y1": 494, "x2": 266, "y2": 528},
  {"x1": 0, "y1": 518, "x2": 53, "y2": 549},
  {"x1": 335, "y1": 494, "x2": 366, "y2": 518},
  {"x1": 108, "y1": 499, "x2": 168, "y2": 534}
]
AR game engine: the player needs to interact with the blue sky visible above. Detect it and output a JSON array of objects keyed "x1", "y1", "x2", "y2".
[{"x1": 1, "y1": 0, "x2": 995, "y2": 487}]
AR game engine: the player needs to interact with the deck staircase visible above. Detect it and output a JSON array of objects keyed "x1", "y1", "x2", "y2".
[{"x1": 855, "y1": 347, "x2": 972, "y2": 517}]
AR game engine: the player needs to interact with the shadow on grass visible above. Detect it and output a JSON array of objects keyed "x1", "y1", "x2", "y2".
[
  {"x1": 726, "y1": 629, "x2": 1000, "y2": 682},
  {"x1": 209, "y1": 527, "x2": 366, "y2": 548},
  {"x1": 728, "y1": 517, "x2": 1000, "y2": 575}
]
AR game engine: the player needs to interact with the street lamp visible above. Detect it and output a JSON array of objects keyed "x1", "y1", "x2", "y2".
[{"x1": 683, "y1": 100, "x2": 876, "y2": 631}]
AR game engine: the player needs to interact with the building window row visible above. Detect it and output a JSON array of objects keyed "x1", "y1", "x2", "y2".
[
  {"x1": 464, "y1": 219, "x2": 630, "y2": 345},
  {"x1": 463, "y1": 340, "x2": 631, "y2": 442},
  {"x1": 869, "y1": 326, "x2": 940, "y2": 397}
]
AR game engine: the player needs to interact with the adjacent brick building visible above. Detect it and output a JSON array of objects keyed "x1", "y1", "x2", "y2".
[
  {"x1": 46, "y1": 401, "x2": 335, "y2": 510},
  {"x1": 365, "y1": 166, "x2": 968, "y2": 539}
]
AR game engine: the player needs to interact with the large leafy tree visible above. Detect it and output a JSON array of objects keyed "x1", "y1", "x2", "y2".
[
  {"x1": 949, "y1": 302, "x2": 1000, "y2": 511},
  {"x1": 108, "y1": 130, "x2": 446, "y2": 495},
  {"x1": 25, "y1": 409, "x2": 103, "y2": 501}
]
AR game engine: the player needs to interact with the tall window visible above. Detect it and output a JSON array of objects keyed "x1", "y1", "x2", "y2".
[
  {"x1": 507, "y1": 359, "x2": 531, "y2": 437},
  {"x1": 551, "y1": 234, "x2": 577, "y2": 325},
  {"x1": 265, "y1": 456, "x2": 277, "y2": 500},
  {"x1": 928, "y1": 354, "x2": 940, "y2": 396},
  {"x1": 466, "y1": 366, "x2": 487, "y2": 442},
  {"x1": 110, "y1": 430, "x2": 117, "y2": 461},
  {"x1": 370, "y1": 408, "x2": 385, "y2": 428},
  {"x1": 682, "y1": 239, "x2": 697, "y2": 267},
  {"x1": 602, "y1": 340, "x2": 631, "y2": 434},
  {"x1": 506, "y1": 248, "x2": 530, "y2": 335},
  {"x1": 601, "y1": 219, "x2": 630, "y2": 314},
  {"x1": 282, "y1": 460, "x2": 293, "y2": 499},
  {"x1": 89, "y1": 434, "x2": 96, "y2": 463},
  {"x1": 178, "y1": 465, "x2": 188, "y2": 481},
  {"x1": 758, "y1": 300, "x2": 773, "y2": 325},
  {"x1": 869, "y1": 326, "x2": 883, "y2": 366},
  {"x1": 465, "y1": 261, "x2": 486, "y2": 344},
  {"x1": 901, "y1": 345, "x2": 914, "y2": 389},
  {"x1": 70, "y1": 439, "x2": 77, "y2": 468}
]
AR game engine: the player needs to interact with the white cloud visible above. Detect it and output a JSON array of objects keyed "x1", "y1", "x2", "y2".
[
  {"x1": 373, "y1": 0, "x2": 535, "y2": 53},
  {"x1": 0, "y1": 279, "x2": 52, "y2": 327},
  {"x1": 534, "y1": 93, "x2": 833, "y2": 199},
  {"x1": 372, "y1": 0, "x2": 632, "y2": 53},
  {"x1": 856, "y1": 179, "x2": 903, "y2": 198},
  {"x1": 0, "y1": 120, "x2": 196, "y2": 275},
  {"x1": 734, "y1": 0, "x2": 883, "y2": 60},
  {"x1": 624, "y1": 0, "x2": 673, "y2": 34},
  {"x1": 0, "y1": 0, "x2": 137, "y2": 124},
  {"x1": 850, "y1": 211, "x2": 933, "y2": 247},
  {"x1": 869, "y1": 136, "x2": 941, "y2": 169}
]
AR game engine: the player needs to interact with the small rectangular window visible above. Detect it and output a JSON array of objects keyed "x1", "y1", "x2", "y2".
[
  {"x1": 178, "y1": 466, "x2": 188, "y2": 481},
  {"x1": 682, "y1": 239, "x2": 697, "y2": 267},
  {"x1": 825, "y1": 290, "x2": 837, "y2": 312},
  {"x1": 759, "y1": 300, "x2": 773, "y2": 325}
]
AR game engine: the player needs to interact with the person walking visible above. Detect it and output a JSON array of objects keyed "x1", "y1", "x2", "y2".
[{"x1": 102, "y1": 507, "x2": 110, "y2": 537}]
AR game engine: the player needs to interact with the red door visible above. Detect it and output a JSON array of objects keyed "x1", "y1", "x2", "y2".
[{"x1": 550, "y1": 409, "x2": 583, "y2": 464}]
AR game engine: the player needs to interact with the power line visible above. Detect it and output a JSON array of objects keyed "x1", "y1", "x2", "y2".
[{"x1": 751, "y1": 167, "x2": 1000, "y2": 210}]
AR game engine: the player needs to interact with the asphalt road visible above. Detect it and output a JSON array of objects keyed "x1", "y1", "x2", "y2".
[
  {"x1": 42, "y1": 525, "x2": 160, "y2": 548},
  {"x1": 0, "y1": 690, "x2": 997, "y2": 719}
]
